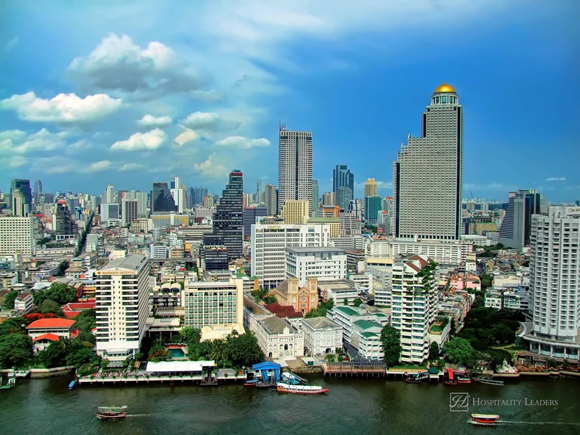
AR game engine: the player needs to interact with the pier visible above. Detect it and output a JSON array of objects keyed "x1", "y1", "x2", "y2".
[
  {"x1": 79, "y1": 368, "x2": 247, "y2": 386},
  {"x1": 323, "y1": 362, "x2": 386, "y2": 377}
]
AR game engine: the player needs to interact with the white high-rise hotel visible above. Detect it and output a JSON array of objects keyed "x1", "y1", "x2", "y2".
[
  {"x1": 526, "y1": 206, "x2": 580, "y2": 361},
  {"x1": 278, "y1": 126, "x2": 313, "y2": 215},
  {"x1": 393, "y1": 84, "x2": 463, "y2": 241}
]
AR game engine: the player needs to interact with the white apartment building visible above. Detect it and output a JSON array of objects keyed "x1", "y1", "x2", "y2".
[
  {"x1": 150, "y1": 244, "x2": 168, "y2": 259},
  {"x1": 350, "y1": 319, "x2": 384, "y2": 360},
  {"x1": 318, "y1": 279, "x2": 359, "y2": 306},
  {"x1": 255, "y1": 316, "x2": 304, "y2": 359},
  {"x1": 525, "y1": 207, "x2": 580, "y2": 361},
  {"x1": 301, "y1": 317, "x2": 343, "y2": 356},
  {"x1": 95, "y1": 254, "x2": 150, "y2": 362},
  {"x1": 285, "y1": 247, "x2": 347, "y2": 286},
  {"x1": 251, "y1": 223, "x2": 331, "y2": 289},
  {"x1": 0, "y1": 216, "x2": 35, "y2": 257},
  {"x1": 278, "y1": 128, "x2": 313, "y2": 215},
  {"x1": 86, "y1": 233, "x2": 104, "y2": 256},
  {"x1": 327, "y1": 305, "x2": 389, "y2": 341},
  {"x1": 14, "y1": 292, "x2": 34, "y2": 314},
  {"x1": 390, "y1": 255, "x2": 438, "y2": 364}
]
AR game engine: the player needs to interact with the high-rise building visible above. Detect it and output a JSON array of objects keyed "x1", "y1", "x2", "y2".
[
  {"x1": 365, "y1": 195, "x2": 382, "y2": 225},
  {"x1": 95, "y1": 255, "x2": 150, "y2": 362},
  {"x1": 264, "y1": 184, "x2": 278, "y2": 216},
  {"x1": 213, "y1": 170, "x2": 243, "y2": 261},
  {"x1": 33, "y1": 179, "x2": 43, "y2": 205},
  {"x1": 105, "y1": 184, "x2": 115, "y2": 204},
  {"x1": 364, "y1": 178, "x2": 378, "y2": 198},
  {"x1": 336, "y1": 186, "x2": 353, "y2": 212},
  {"x1": 100, "y1": 203, "x2": 120, "y2": 225},
  {"x1": 11, "y1": 189, "x2": 29, "y2": 217},
  {"x1": 204, "y1": 194, "x2": 214, "y2": 209},
  {"x1": 281, "y1": 200, "x2": 309, "y2": 224},
  {"x1": 11, "y1": 179, "x2": 32, "y2": 210},
  {"x1": 333, "y1": 164, "x2": 354, "y2": 199},
  {"x1": 322, "y1": 192, "x2": 335, "y2": 206},
  {"x1": 54, "y1": 200, "x2": 78, "y2": 239},
  {"x1": 393, "y1": 84, "x2": 463, "y2": 241},
  {"x1": 499, "y1": 189, "x2": 543, "y2": 249},
  {"x1": 0, "y1": 216, "x2": 35, "y2": 256},
  {"x1": 192, "y1": 187, "x2": 208, "y2": 206},
  {"x1": 125, "y1": 190, "x2": 148, "y2": 217},
  {"x1": 122, "y1": 198, "x2": 139, "y2": 227},
  {"x1": 243, "y1": 206, "x2": 267, "y2": 240},
  {"x1": 171, "y1": 176, "x2": 187, "y2": 213},
  {"x1": 278, "y1": 126, "x2": 313, "y2": 214},
  {"x1": 312, "y1": 179, "x2": 320, "y2": 217},
  {"x1": 151, "y1": 182, "x2": 177, "y2": 213},
  {"x1": 251, "y1": 223, "x2": 331, "y2": 289},
  {"x1": 256, "y1": 180, "x2": 263, "y2": 204},
  {"x1": 286, "y1": 247, "x2": 347, "y2": 286},
  {"x1": 525, "y1": 207, "x2": 580, "y2": 361}
]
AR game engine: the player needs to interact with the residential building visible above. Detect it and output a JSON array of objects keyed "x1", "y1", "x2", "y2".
[
  {"x1": 327, "y1": 305, "x2": 389, "y2": 341},
  {"x1": 251, "y1": 222, "x2": 331, "y2": 289},
  {"x1": 318, "y1": 279, "x2": 359, "y2": 306},
  {"x1": 272, "y1": 278, "x2": 319, "y2": 315},
  {"x1": 100, "y1": 202, "x2": 120, "y2": 225},
  {"x1": 170, "y1": 176, "x2": 187, "y2": 213},
  {"x1": 183, "y1": 279, "x2": 244, "y2": 341},
  {"x1": 122, "y1": 198, "x2": 138, "y2": 227},
  {"x1": 212, "y1": 170, "x2": 243, "y2": 261},
  {"x1": 282, "y1": 199, "x2": 309, "y2": 224},
  {"x1": 255, "y1": 316, "x2": 304, "y2": 358},
  {"x1": 301, "y1": 317, "x2": 343, "y2": 356},
  {"x1": 350, "y1": 319, "x2": 384, "y2": 360},
  {"x1": 499, "y1": 189, "x2": 543, "y2": 250},
  {"x1": 278, "y1": 126, "x2": 312, "y2": 215},
  {"x1": 364, "y1": 178, "x2": 378, "y2": 198},
  {"x1": 95, "y1": 254, "x2": 150, "y2": 362},
  {"x1": 286, "y1": 247, "x2": 347, "y2": 285},
  {"x1": 322, "y1": 192, "x2": 335, "y2": 206},
  {"x1": 0, "y1": 216, "x2": 35, "y2": 256},
  {"x1": 150, "y1": 243, "x2": 168, "y2": 259},
  {"x1": 525, "y1": 206, "x2": 580, "y2": 361},
  {"x1": 393, "y1": 84, "x2": 463, "y2": 241},
  {"x1": 264, "y1": 184, "x2": 277, "y2": 216},
  {"x1": 390, "y1": 255, "x2": 438, "y2": 363},
  {"x1": 104, "y1": 184, "x2": 115, "y2": 203},
  {"x1": 86, "y1": 234, "x2": 104, "y2": 256},
  {"x1": 14, "y1": 292, "x2": 34, "y2": 314}
]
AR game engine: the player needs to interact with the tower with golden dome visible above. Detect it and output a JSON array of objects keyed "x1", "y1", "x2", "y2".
[{"x1": 393, "y1": 83, "x2": 463, "y2": 241}]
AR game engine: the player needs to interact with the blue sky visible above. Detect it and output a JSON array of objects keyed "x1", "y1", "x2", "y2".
[{"x1": 1, "y1": 1, "x2": 579, "y2": 202}]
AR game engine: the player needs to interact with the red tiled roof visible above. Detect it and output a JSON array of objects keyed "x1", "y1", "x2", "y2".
[
  {"x1": 62, "y1": 301, "x2": 96, "y2": 311},
  {"x1": 32, "y1": 333, "x2": 61, "y2": 342},
  {"x1": 266, "y1": 303, "x2": 303, "y2": 319},
  {"x1": 26, "y1": 318, "x2": 76, "y2": 329},
  {"x1": 63, "y1": 311, "x2": 81, "y2": 318},
  {"x1": 70, "y1": 328, "x2": 79, "y2": 338}
]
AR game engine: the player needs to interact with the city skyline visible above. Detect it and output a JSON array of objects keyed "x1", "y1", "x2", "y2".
[{"x1": 1, "y1": 2, "x2": 579, "y2": 203}]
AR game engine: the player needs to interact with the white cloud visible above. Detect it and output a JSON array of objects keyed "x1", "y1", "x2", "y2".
[
  {"x1": 9, "y1": 156, "x2": 28, "y2": 168},
  {"x1": 67, "y1": 139, "x2": 93, "y2": 155},
  {"x1": 4, "y1": 37, "x2": 19, "y2": 52},
  {"x1": 546, "y1": 177, "x2": 566, "y2": 182},
  {"x1": 68, "y1": 34, "x2": 208, "y2": 97},
  {"x1": 119, "y1": 163, "x2": 145, "y2": 172},
  {"x1": 194, "y1": 153, "x2": 229, "y2": 178},
  {"x1": 174, "y1": 127, "x2": 200, "y2": 147},
  {"x1": 137, "y1": 114, "x2": 172, "y2": 128},
  {"x1": 14, "y1": 128, "x2": 68, "y2": 154},
  {"x1": 86, "y1": 160, "x2": 112, "y2": 173},
  {"x1": 0, "y1": 92, "x2": 121, "y2": 123},
  {"x1": 111, "y1": 129, "x2": 166, "y2": 151},
  {"x1": 180, "y1": 112, "x2": 241, "y2": 131},
  {"x1": 33, "y1": 156, "x2": 77, "y2": 174},
  {"x1": 215, "y1": 136, "x2": 270, "y2": 149}
]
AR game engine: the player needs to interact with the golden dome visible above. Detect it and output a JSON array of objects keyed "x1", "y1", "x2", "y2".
[{"x1": 433, "y1": 83, "x2": 456, "y2": 93}]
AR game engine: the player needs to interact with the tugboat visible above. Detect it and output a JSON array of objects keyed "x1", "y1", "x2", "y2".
[
  {"x1": 96, "y1": 406, "x2": 128, "y2": 420},
  {"x1": 468, "y1": 414, "x2": 500, "y2": 426},
  {"x1": 276, "y1": 382, "x2": 329, "y2": 395}
]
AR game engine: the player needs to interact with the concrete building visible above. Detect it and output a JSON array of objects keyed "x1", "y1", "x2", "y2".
[
  {"x1": 100, "y1": 202, "x2": 120, "y2": 225},
  {"x1": 54, "y1": 200, "x2": 78, "y2": 238},
  {"x1": 11, "y1": 189, "x2": 29, "y2": 217},
  {"x1": 86, "y1": 233, "x2": 104, "y2": 256},
  {"x1": 326, "y1": 305, "x2": 389, "y2": 342},
  {"x1": 365, "y1": 195, "x2": 382, "y2": 224},
  {"x1": 278, "y1": 127, "x2": 312, "y2": 215},
  {"x1": 285, "y1": 247, "x2": 347, "y2": 285},
  {"x1": 322, "y1": 192, "x2": 335, "y2": 206},
  {"x1": 122, "y1": 198, "x2": 139, "y2": 227},
  {"x1": 0, "y1": 216, "x2": 35, "y2": 256},
  {"x1": 350, "y1": 319, "x2": 384, "y2": 360},
  {"x1": 150, "y1": 243, "x2": 168, "y2": 259},
  {"x1": 498, "y1": 189, "x2": 543, "y2": 250},
  {"x1": 308, "y1": 217, "x2": 341, "y2": 238},
  {"x1": 281, "y1": 200, "x2": 309, "y2": 224},
  {"x1": 311, "y1": 180, "x2": 320, "y2": 217},
  {"x1": 364, "y1": 178, "x2": 378, "y2": 198},
  {"x1": 14, "y1": 292, "x2": 34, "y2": 314},
  {"x1": 393, "y1": 84, "x2": 462, "y2": 241},
  {"x1": 301, "y1": 317, "x2": 343, "y2": 356},
  {"x1": 525, "y1": 206, "x2": 580, "y2": 361},
  {"x1": 212, "y1": 170, "x2": 244, "y2": 261},
  {"x1": 251, "y1": 222, "x2": 331, "y2": 289},
  {"x1": 318, "y1": 279, "x2": 359, "y2": 306},
  {"x1": 273, "y1": 278, "x2": 319, "y2": 315},
  {"x1": 390, "y1": 255, "x2": 438, "y2": 363},
  {"x1": 243, "y1": 206, "x2": 267, "y2": 240},
  {"x1": 256, "y1": 316, "x2": 304, "y2": 359},
  {"x1": 184, "y1": 279, "x2": 244, "y2": 341},
  {"x1": 151, "y1": 182, "x2": 177, "y2": 213},
  {"x1": 95, "y1": 254, "x2": 150, "y2": 362},
  {"x1": 264, "y1": 184, "x2": 278, "y2": 216}
]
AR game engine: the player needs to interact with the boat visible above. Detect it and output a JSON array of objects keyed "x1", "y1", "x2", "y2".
[
  {"x1": 276, "y1": 382, "x2": 329, "y2": 395},
  {"x1": 457, "y1": 376, "x2": 471, "y2": 384},
  {"x1": 404, "y1": 372, "x2": 430, "y2": 384},
  {"x1": 281, "y1": 371, "x2": 307, "y2": 385},
  {"x1": 96, "y1": 406, "x2": 128, "y2": 420},
  {"x1": 468, "y1": 414, "x2": 500, "y2": 426},
  {"x1": 473, "y1": 377, "x2": 504, "y2": 386},
  {"x1": 444, "y1": 368, "x2": 458, "y2": 386},
  {"x1": 68, "y1": 380, "x2": 76, "y2": 390},
  {"x1": 244, "y1": 379, "x2": 275, "y2": 388}
]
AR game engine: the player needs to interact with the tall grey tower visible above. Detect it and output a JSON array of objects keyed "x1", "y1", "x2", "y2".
[
  {"x1": 393, "y1": 83, "x2": 463, "y2": 241},
  {"x1": 278, "y1": 126, "x2": 313, "y2": 215}
]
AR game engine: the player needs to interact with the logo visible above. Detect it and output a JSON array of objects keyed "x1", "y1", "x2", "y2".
[{"x1": 450, "y1": 393, "x2": 470, "y2": 412}]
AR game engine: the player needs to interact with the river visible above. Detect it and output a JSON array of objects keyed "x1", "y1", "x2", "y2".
[{"x1": 1, "y1": 375, "x2": 579, "y2": 434}]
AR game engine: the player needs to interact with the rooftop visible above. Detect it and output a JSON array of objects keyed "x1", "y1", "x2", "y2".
[
  {"x1": 302, "y1": 317, "x2": 340, "y2": 329},
  {"x1": 99, "y1": 254, "x2": 147, "y2": 272},
  {"x1": 334, "y1": 306, "x2": 358, "y2": 316},
  {"x1": 318, "y1": 279, "x2": 357, "y2": 291},
  {"x1": 27, "y1": 318, "x2": 76, "y2": 329},
  {"x1": 286, "y1": 247, "x2": 346, "y2": 254},
  {"x1": 353, "y1": 319, "x2": 383, "y2": 331},
  {"x1": 259, "y1": 316, "x2": 293, "y2": 334}
]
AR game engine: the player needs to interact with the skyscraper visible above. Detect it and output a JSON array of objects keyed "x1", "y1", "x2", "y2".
[
  {"x1": 122, "y1": 199, "x2": 139, "y2": 227},
  {"x1": 498, "y1": 189, "x2": 543, "y2": 249},
  {"x1": 278, "y1": 126, "x2": 313, "y2": 214},
  {"x1": 105, "y1": 184, "x2": 115, "y2": 204},
  {"x1": 525, "y1": 207, "x2": 580, "y2": 360},
  {"x1": 364, "y1": 178, "x2": 378, "y2": 198},
  {"x1": 336, "y1": 186, "x2": 353, "y2": 212},
  {"x1": 256, "y1": 180, "x2": 262, "y2": 204},
  {"x1": 192, "y1": 187, "x2": 208, "y2": 206},
  {"x1": 151, "y1": 182, "x2": 177, "y2": 213},
  {"x1": 322, "y1": 192, "x2": 335, "y2": 206},
  {"x1": 393, "y1": 83, "x2": 463, "y2": 240},
  {"x1": 311, "y1": 179, "x2": 320, "y2": 217},
  {"x1": 264, "y1": 184, "x2": 278, "y2": 216},
  {"x1": 281, "y1": 200, "x2": 309, "y2": 224},
  {"x1": 171, "y1": 176, "x2": 187, "y2": 213},
  {"x1": 11, "y1": 189, "x2": 29, "y2": 217},
  {"x1": 365, "y1": 195, "x2": 382, "y2": 225},
  {"x1": 213, "y1": 170, "x2": 243, "y2": 261},
  {"x1": 11, "y1": 179, "x2": 32, "y2": 209},
  {"x1": 54, "y1": 199, "x2": 78, "y2": 239},
  {"x1": 333, "y1": 164, "x2": 354, "y2": 200},
  {"x1": 33, "y1": 179, "x2": 43, "y2": 205}
]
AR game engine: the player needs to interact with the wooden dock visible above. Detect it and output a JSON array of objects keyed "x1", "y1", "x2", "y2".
[
  {"x1": 79, "y1": 371, "x2": 247, "y2": 386},
  {"x1": 323, "y1": 363, "x2": 386, "y2": 377}
]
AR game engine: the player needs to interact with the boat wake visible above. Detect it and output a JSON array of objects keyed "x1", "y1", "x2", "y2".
[{"x1": 498, "y1": 420, "x2": 580, "y2": 426}]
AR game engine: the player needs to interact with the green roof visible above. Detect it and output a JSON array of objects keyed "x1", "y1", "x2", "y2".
[
  {"x1": 308, "y1": 217, "x2": 340, "y2": 223},
  {"x1": 353, "y1": 319, "x2": 382, "y2": 330},
  {"x1": 335, "y1": 306, "x2": 358, "y2": 316},
  {"x1": 361, "y1": 331, "x2": 379, "y2": 338}
]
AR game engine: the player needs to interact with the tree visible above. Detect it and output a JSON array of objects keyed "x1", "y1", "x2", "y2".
[
  {"x1": 443, "y1": 337, "x2": 477, "y2": 367},
  {"x1": 33, "y1": 282, "x2": 76, "y2": 306},
  {"x1": 101, "y1": 358, "x2": 110, "y2": 370},
  {"x1": 263, "y1": 295, "x2": 277, "y2": 305},
  {"x1": 305, "y1": 299, "x2": 334, "y2": 318},
  {"x1": 65, "y1": 340, "x2": 92, "y2": 368},
  {"x1": 490, "y1": 324, "x2": 515, "y2": 345},
  {"x1": 0, "y1": 317, "x2": 28, "y2": 337},
  {"x1": 0, "y1": 333, "x2": 32, "y2": 368},
  {"x1": 39, "y1": 339, "x2": 68, "y2": 368},
  {"x1": 75, "y1": 309, "x2": 96, "y2": 332},
  {"x1": 3, "y1": 291, "x2": 18, "y2": 309},
  {"x1": 450, "y1": 318, "x2": 457, "y2": 336},
  {"x1": 380, "y1": 325, "x2": 402, "y2": 367},
  {"x1": 149, "y1": 339, "x2": 170, "y2": 362},
  {"x1": 40, "y1": 299, "x2": 63, "y2": 316},
  {"x1": 343, "y1": 298, "x2": 348, "y2": 306},
  {"x1": 225, "y1": 332, "x2": 264, "y2": 367},
  {"x1": 428, "y1": 342, "x2": 440, "y2": 361},
  {"x1": 180, "y1": 327, "x2": 201, "y2": 345},
  {"x1": 353, "y1": 298, "x2": 363, "y2": 307}
]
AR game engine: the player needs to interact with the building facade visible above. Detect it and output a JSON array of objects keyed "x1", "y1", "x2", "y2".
[
  {"x1": 212, "y1": 170, "x2": 243, "y2": 261},
  {"x1": 498, "y1": 189, "x2": 543, "y2": 250},
  {"x1": 272, "y1": 278, "x2": 319, "y2": 315},
  {"x1": 278, "y1": 127, "x2": 313, "y2": 215},
  {"x1": 151, "y1": 182, "x2": 177, "y2": 213},
  {"x1": 301, "y1": 317, "x2": 343, "y2": 356},
  {"x1": 255, "y1": 316, "x2": 304, "y2": 359},
  {"x1": 0, "y1": 216, "x2": 35, "y2": 256},
  {"x1": 264, "y1": 184, "x2": 278, "y2": 216},
  {"x1": 285, "y1": 247, "x2": 347, "y2": 286},
  {"x1": 281, "y1": 199, "x2": 309, "y2": 225}
]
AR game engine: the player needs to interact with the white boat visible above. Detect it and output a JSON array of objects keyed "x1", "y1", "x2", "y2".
[{"x1": 276, "y1": 382, "x2": 329, "y2": 395}]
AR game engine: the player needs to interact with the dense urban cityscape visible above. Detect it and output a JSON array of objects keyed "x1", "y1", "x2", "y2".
[{"x1": 1, "y1": 1, "x2": 579, "y2": 433}]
